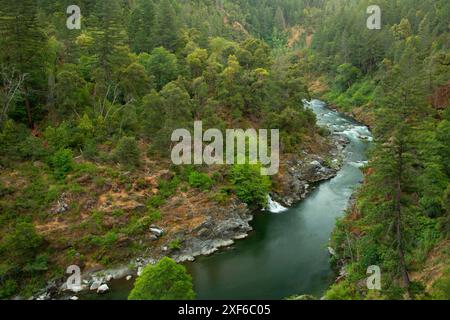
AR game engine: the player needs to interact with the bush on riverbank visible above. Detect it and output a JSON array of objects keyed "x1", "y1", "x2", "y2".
[
  {"x1": 229, "y1": 163, "x2": 271, "y2": 208},
  {"x1": 128, "y1": 257, "x2": 195, "y2": 300}
]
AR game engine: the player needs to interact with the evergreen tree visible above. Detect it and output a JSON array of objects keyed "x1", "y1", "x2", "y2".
[
  {"x1": 91, "y1": 0, "x2": 128, "y2": 81},
  {"x1": 365, "y1": 41, "x2": 429, "y2": 297},
  {"x1": 274, "y1": 6, "x2": 286, "y2": 31},
  {"x1": 155, "y1": 0, "x2": 179, "y2": 51},
  {"x1": 0, "y1": 0, "x2": 48, "y2": 128},
  {"x1": 128, "y1": 0, "x2": 156, "y2": 53}
]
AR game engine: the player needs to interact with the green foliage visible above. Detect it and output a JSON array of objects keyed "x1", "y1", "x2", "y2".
[
  {"x1": 128, "y1": 257, "x2": 195, "y2": 300},
  {"x1": 0, "y1": 279, "x2": 17, "y2": 299},
  {"x1": 18, "y1": 135, "x2": 47, "y2": 160},
  {"x1": 1, "y1": 221, "x2": 44, "y2": 265},
  {"x1": 0, "y1": 0, "x2": 448, "y2": 300},
  {"x1": 324, "y1": 281, "x2": 356, "y2": 300},
  {"x1": 54, "y1": 69, "x2": 88, "y2": 119},
  {"x1": 147, "y1": 195, "x2": 165, "y2": 208},
  {"x1": 43, "y1": 124, "x2": 73, "y2": 151},
  {"x1": 112, "y1": 137, "x2": 141, "y2": 168},
  {"x1": 119, "y1": 62, "x2": 150, "y2": 101},
  {"x1": 335, "y1": 63, "x2": 361, "y2": 93},
  {"x1": 188, "y1": 171, "x2": 214, "y2": 190},
  {"x1": 430, "y1": 267, "x2": 450, "y2": 300},
  {"x1": 210, "y1": 189, "x2": 231, "y2": 205},
  {"x1": 148, "y1": 208, "x2": 162, "y2": 222},
  {"x1": 267, "y1": 106, "x2": 314, "y2": 152},
  {"x1": 229, "y1": 163, "x2": 271, "y2": 208},
  {"x1": 146, "y1": 47, "x2": 179, "y2": 90},
  {"x1": 169, "y1": 239, "x2": 182, "y2": 251},
  {"x1": 325, "y1": 80, "x2": 375, "y2": 112},
  {"x1": 90, "y1": 231, "x2": 119, "y2": 248},
  {"x1": 157, "y1": 176, "x2": 180, "y2": 199},
  {"x1": 48, "y1": 149, "x2": 74, "y2": 179},
  {"x1": 0, "y1": 220, "x2": 47, "y2": 298}
]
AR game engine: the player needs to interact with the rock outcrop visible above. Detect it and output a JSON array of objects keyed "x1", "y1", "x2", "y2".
[{"x1": 274, "y1": 135, "x2": 348, "y2": 206}]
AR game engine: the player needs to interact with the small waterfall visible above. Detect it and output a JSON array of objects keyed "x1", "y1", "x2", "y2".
[{"x1": 267, "y1": 195, "x2": 288, "y2": 213}]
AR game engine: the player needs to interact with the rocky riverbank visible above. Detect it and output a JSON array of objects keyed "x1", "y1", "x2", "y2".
[
  {"x1": 272, "y1": 134, "x2": 348, "y2": 206},
  {"x1": 30, "y1": 131, "x2": 348, "y2": 300}
]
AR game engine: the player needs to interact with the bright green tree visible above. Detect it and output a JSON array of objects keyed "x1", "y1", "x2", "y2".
[
  {"x1": 128, "y1": 257, "x2": 195, "y2": 300},
  {"x1": 146, "y1": 47, "x2": 179, "y2": 90}
]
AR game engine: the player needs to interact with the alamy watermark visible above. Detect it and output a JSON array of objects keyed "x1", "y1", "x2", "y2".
[
  {"x1": 66, "y1": 5, "x2": 81, "y2": 30},
  {"x1": 66, "y1": 265, "x2": 81, "y2": 291},
  {"x1": 367, "y1": 5, "x2": 381, "y2": 30},
  {"x1": 171, "y1": 121, "x2": 279, "y2": 176},
  {"x1": 366, "y1": 265, "x2": 382, "y2": 290}
]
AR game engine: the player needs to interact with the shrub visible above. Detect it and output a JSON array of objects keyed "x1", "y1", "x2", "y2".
[
  {"x1": 18, "y1": 135, "x2": 47, "y2": 160},
  {"x1": 48, "y1": 148, "x2": 74, "y2": 179},
  {"x1": 157, "y1": 177, "x2": 180, "y2": 199},
  {"x1": 0, "y1": 279, "x2": 17, "y2": 299},
  {"x1": 82, "y1": 139, "x2": 98, "y2": 160},
  {"x1": 324, "y1": 281, "x2": 355, "y2": 300},
  {"x1": 90, "y1": 231, "x2": 118, "y2": 248},
  {"x1": 43, "y1": 123, "x2": 73, "y2": 151},
  {"x1": 128, "y1": 257, "x2": 195, "y2": 300},
  {"x1": 147, "y1": 195, "x2": 165, "y2": 208},
  {"x1": 123, "y1": 217, "x2": 151, "y2": 236},
  {"x1": 1, "y1": 221, "x2": 44, "y2": 267},
  {"x1": 210, "y1": 190, "x2": 230, "y2": 205},
  {"x1": 169, "y1": 239, "x2": 182, "y2": 250},
  {"x1": 229, "y1": 163, "x2": 271, "y2": 208},
  {"x1": 431, "y1": 268, "x2": 450, "y2": 300},
  {"x1": 188, "y1": 171, "x2": 213, "y2": 190},
  {"x1": 112, "y1": 136, "x2": 140, "y2": 168},
  {"x1": 148, "y1": 208, "x2": 161, "y2": 222}
]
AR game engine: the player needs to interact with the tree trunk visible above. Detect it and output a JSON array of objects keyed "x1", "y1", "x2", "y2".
[
  {"x1": 23, "y1": 84, "x2": 33, "y2": 129},
  {"x1": 395, "y1": 142, "x2": 411, "y2": 298}
]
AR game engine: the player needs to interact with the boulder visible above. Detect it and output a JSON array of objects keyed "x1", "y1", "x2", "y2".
[
  {"x1": 150, "y1": 227, "x2": 164, "y2": 237},
  {"x1": 327, "y1": 247, "x2": 336, "y2": 256},
  {"x1": 97, "y1": 284, "x2": 109, "y2": 294},
  {"x1": 90, "y1": 280, "x2": 102, "y2": 291},
  {"x1": 51, "y1": 193, "x2": 69, "y2": 214},
  {"x1": 310, "y1": 160, "x2": 322, "y2": 168},
  {"x1": 66, "y1": 284, "x2": 85, "y2": 293}
]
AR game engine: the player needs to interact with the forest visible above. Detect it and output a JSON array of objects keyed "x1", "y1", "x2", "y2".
[{"x1": 0, "y1": 0, "x2": 448, "y2": 300}]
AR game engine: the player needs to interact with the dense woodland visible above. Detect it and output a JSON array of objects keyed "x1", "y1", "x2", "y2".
[{"x1": 0, "y1": 0, "x2": 448, "y2": 300}]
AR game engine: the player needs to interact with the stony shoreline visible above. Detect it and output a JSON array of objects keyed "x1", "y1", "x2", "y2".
[{"x1": 31, "y1": 133, "x2": 348, "y2": 300}]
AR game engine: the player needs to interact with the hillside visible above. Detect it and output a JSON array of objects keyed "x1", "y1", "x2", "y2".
[{"x1": 0, "y1": 0, "x2": 449, "y2": 300}]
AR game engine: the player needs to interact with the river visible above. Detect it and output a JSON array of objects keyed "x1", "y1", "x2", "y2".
[{"x1": 82, "y1": 99, "x2": 372, "y2": 300}]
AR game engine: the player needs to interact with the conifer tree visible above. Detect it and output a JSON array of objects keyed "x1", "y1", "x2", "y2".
[
  {"x1": 0, "y1": 0, "x2": 47, "y2": 128},
  {"x1": 128, "y1": 0, "x2": 156, "y2": 53},
  {"x1": 155, "y1": 0, "x2": 179, "y2": 51},
  {"x1": 91, "y1": 0, "x2": 127, "y2": 81}
]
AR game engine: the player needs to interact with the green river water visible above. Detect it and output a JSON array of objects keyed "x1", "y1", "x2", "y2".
[{"x1": 82, "y1": 100, "x2": 372, "y2": 300}]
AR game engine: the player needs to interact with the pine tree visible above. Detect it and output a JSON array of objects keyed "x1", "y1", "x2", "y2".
[
  {"x1": 155, "y1": 0, "x2": 179, "y2": 51},
  {"x1": 274, "y1": 6, "x2": 286, "y2": 31},
  {"x1": 128, "y1": 0, "x2": 156, "y2": 53},
  {"x1": 0, "y1": 0, "x2": 48, "y2": 128},
  {"x1": 367, "y1": 42, "x2": 429, "y2": 297},
  {"x1": 91, "y1": 0, "x2": 128, "y2": 81}
]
